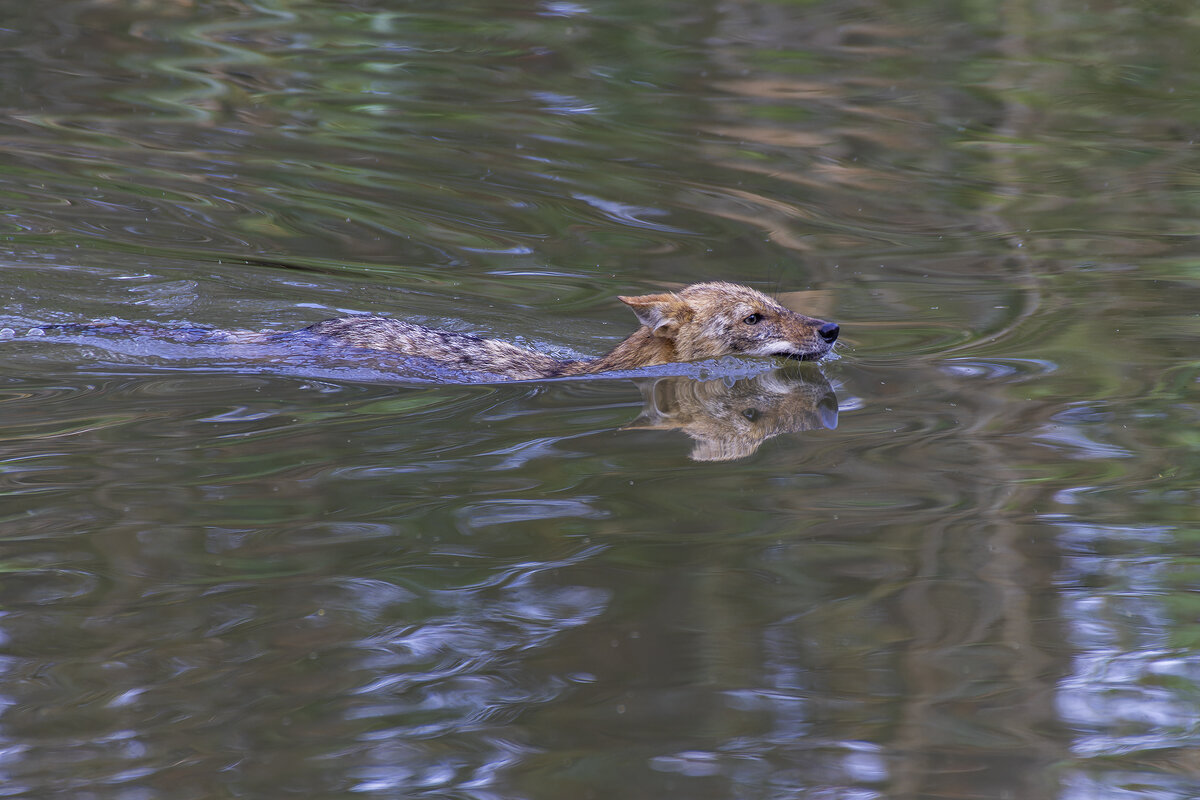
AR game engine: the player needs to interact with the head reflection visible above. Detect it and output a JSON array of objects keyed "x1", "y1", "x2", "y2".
[{"x1": 627, "y1": 365, "x2": 838, "y2": 461}]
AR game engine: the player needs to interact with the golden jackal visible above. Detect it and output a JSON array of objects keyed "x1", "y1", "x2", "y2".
[
  {"x1": 25, "y1": 282, "x2": 839, "y2": 381},
  {"x1": 268, "y1": 281, "x2": 839, "y2": 380}
]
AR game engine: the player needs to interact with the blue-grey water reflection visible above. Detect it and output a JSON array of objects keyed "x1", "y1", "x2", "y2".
[{"x1": 1, "y1": 0, "x2": 1198, "y2": 798}]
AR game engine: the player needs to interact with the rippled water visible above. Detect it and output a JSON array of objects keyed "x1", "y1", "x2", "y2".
[{"x1": 1, "y1": 1, "x2": 1198, "y2": 798}]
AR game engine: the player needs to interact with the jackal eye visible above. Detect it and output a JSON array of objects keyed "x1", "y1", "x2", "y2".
[{"x1": 743, "y1": 313, "x2": 762, "y2": 325}]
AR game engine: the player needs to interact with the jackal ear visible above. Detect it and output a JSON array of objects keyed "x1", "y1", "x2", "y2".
[{"x1": 618, "y1": 293, "x2": 689, "y2": 339}]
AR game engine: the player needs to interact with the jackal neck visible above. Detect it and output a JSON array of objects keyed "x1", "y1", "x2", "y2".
[{"x1": 556, "y1": 327, "x2": 676, "y2": 376}]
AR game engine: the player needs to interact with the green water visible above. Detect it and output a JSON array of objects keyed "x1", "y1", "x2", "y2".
[{"x1": 1, "y1": 0, "x2": 1198, "y2": 798}]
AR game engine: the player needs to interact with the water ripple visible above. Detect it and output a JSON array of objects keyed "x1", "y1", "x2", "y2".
[{"x1": 0, "y1": 2, "x2": 1196, "y2": 798}]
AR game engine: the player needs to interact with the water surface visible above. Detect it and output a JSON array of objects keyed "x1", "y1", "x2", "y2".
[{"x1": 1, "y1": 1, "x2": 1198, "y2": 798}]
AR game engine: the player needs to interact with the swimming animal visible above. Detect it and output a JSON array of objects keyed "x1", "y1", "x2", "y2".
[
  {"x1": 18, "y1": 282, "x2": 839, "y2": 381},
  {"x1": 262, "y1": 281, "x2": 840, "y2": 380}
]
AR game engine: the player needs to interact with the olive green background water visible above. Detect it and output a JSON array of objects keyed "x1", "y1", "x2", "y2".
[{"x1": 1, "y1": 1, "x2": 1198, "y2": 798}]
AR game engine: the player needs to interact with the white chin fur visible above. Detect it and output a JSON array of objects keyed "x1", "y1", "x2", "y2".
[{"x1": 752, "y1": 341, "x2": 811, "y2": 357}]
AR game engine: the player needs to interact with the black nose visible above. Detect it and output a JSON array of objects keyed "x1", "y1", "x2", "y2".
[{"x1": 817, "y1": 322, "x2": 839, "y2": 343}]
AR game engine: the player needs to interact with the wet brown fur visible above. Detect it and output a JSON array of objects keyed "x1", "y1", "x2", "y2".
[
  {"x1": 242, "y1": 281, "x2": 839, "y2": 380},
  {"x1": 36, "y1": 282, "x2": 839, "y2": 381}
]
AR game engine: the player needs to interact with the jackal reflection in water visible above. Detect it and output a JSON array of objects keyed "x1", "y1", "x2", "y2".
[{"x1": 627, "y1": 365, "x2": 838, "y2": 461}]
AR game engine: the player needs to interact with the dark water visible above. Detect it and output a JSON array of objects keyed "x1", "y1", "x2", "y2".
[{"x1": 1, "y1": 0, "x2": 1198, "y2": 797}]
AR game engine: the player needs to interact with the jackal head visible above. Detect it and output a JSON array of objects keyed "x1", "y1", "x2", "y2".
[{"x1": 619, "y1": 282, "x2": 839, "y2": 362}]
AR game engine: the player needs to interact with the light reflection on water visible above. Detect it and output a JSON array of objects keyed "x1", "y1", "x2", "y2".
[{"x1": 0, "y1": 0, "x2": 1198, "y2": 797}]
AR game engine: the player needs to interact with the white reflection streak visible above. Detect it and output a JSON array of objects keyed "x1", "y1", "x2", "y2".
[
  {"x1": 1054, "y1": 522, "x2": 1200, "y2": 762},
  {"x1": 572, "y1": 193, "x2": 696, "y2": 234}
]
